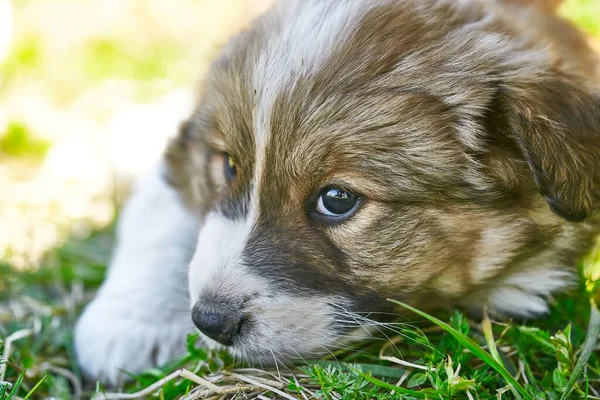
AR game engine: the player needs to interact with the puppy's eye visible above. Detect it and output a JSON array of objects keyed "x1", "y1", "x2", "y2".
[
  {"x1": 224, "y1": 153, "x2": 237, "y2": 183},
  {"x1": 315, "y1": 188, "x2": 360, "y2": 219}
]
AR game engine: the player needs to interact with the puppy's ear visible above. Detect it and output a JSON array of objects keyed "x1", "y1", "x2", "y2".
[
  {"x1": 502, "y1": 71, "x2": 600, "y2": 222},
  {"x1": 164, "y1": 119, "x2": 214, "y2": 216}
]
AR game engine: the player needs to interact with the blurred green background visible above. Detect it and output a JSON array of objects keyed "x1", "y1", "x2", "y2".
[
  {"x1": 0, "y1": 0, "x2": 598, "y2": 269},
  {"x1": 0, "y1": 0, "x2": 272, "y2": 270}
]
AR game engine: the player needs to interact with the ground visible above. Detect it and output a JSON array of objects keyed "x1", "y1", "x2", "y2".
[{"x1": 1, "y1": 0, "x2": 600, "y2": 399}]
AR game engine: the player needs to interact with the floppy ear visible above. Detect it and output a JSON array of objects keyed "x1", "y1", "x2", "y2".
[{"x1": 503, "y1": 71, "x2": 600, "y2": 222}]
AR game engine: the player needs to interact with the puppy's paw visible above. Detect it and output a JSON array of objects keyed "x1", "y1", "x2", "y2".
[{"x1": 74, "y1": 296, "x2": 195, "y2": 385}]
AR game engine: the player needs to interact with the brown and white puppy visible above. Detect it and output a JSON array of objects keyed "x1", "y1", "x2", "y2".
[{"x1": 75, "y1": 0, "x2": 600, "y2": 384}]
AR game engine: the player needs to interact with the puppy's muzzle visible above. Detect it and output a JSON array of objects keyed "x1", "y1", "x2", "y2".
[{"x1": 191, "y1": 301, "x2": 243, "y2": 346}]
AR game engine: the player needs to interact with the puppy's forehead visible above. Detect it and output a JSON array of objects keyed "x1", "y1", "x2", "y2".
[
  {"x1": 203, "y1": 0, "x2": 521, "y2": 206},
  {"x1": 236, "y1": 0, "x2": 503, "y2": 136},
  {"x1": 251, "y1": 0, "x2": 390, "y2": 146}
]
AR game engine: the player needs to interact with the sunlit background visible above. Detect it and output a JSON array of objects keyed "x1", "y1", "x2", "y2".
[
  {"x1": 0, "y1": 0, "x2": 274, "y2": 269},
  {"x1": 0, "y1": 0, "x2": 598, "y2": 269}
]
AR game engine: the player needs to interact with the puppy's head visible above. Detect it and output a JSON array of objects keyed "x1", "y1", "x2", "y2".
[{"x1": 166, "y1": 0, "x2": 600, "y2": 362}]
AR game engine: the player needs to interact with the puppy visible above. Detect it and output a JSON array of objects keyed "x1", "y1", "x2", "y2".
[{"x1": 75, "y1": 0, "x2": 600, "y2": 384}]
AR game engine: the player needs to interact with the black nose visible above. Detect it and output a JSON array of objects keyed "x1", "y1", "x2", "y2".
[{"x1": 191, "y1": 302, "x2": 243, "y2": 346}]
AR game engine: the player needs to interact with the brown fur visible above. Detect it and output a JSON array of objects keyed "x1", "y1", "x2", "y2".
[{"x1": 167, "y1": 0, "x2": 600, "y2": 317}]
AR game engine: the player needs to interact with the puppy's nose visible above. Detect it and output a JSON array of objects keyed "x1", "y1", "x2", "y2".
[{"x1": 191, "y1": 302, "x2": 242, "y2": 346}]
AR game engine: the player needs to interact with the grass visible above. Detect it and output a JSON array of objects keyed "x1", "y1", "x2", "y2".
[
  {"x1": 1, "y1": 226, "x2": 600, "y2": 399},
  {"x1": 0, "y1": 121, "x2": 51, "y2": 159}
]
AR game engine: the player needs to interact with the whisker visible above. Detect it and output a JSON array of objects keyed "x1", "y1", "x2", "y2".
[
  {"x1": 330, "y1": 302, "x2": 412, "y2": 355},
  {"x1": 349, "y1": 310, "x2": 413, "y2": 319}
]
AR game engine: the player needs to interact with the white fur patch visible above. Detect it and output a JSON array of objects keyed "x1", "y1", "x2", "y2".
[
  {"x1": 234, "y1": 294, "x2": 349, "y2": 363},
  {"x1": 251, "y1": 0, "x2": 388, "y2": 152},
  {"x1": 474, "y1": 246, "x2": 576, "y2": 317},
  {"x1": 74, "y1": 164, "x2": 199, "y2": 384},
  {"x1": 466, "y1": 219, "x2": 579, "y2": 317},
  {"x1": 188, "y1": 211, "x2": 254, "y2": 304},
  {"x1": 471, "y1": 224, "x2": 520, "y2": 283},
  {"x1": 485, "y1": 267, "x2": 575, "y2": 316}
]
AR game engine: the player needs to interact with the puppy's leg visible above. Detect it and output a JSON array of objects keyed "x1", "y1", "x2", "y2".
[{"x1": 74, "y1": 163, "x2": 199, "y2": 385}]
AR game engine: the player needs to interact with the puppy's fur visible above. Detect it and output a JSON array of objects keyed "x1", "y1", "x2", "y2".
[{"x1": 75, "y1": 0, "x2": 600, "y2": 384}]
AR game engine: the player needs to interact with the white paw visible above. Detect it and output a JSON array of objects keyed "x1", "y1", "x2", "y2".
[
  {"x1": 73, "y1": 162, "x2": 200, "y2": 385},
  {"x1": 74, "y1": 295, "x2": 195, "y2": 385}
]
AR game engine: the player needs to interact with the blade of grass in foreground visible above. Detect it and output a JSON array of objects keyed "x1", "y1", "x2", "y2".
[
  {"x1": 388, "y1": 299, "x2": 532, "y2": 400},
  {"x1": 2, "y1": 370, "x2": 25, "y2": 400},
  {"x1": 559, "y1": 301, "x2": 600, "y2": 400},
  {"x1": 22, "y1": 375, "x2": 47, "y2": 400},
  {"x1": 482, "y1": 309, "x2": 523, "y2": 400},
  {"x1": 348, "y1": 366, "x2": 440, "y2": 398},
  {"x1": 308, "y1": 360, "x2": 408, "y2": 379}
]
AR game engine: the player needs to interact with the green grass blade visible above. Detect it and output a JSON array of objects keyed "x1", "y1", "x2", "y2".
[
  {"x1": 348, "y1": 366, "x2": 439, "y2": 398},
  {"x1": 4, "y1": 370, "x2": 25, "y2": 400},
  {"x1": 482, "y1": 310, "x2": 523, "y2": 400},
  {"x1": 559, "y1": 301, "x2": 600, "y2": 400},
  {"x1": 388, "y1": 299, "x2": 532, "y2": 400},
  {"x1": 22, "y1": 375, "x2": 47, "y2": 400},
  {"x1": 308, "y1": 360, "x2": 408, "y2": 379},
  {"x1": 481, "y1": 309, "x2": 501, "y2": 364}
]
